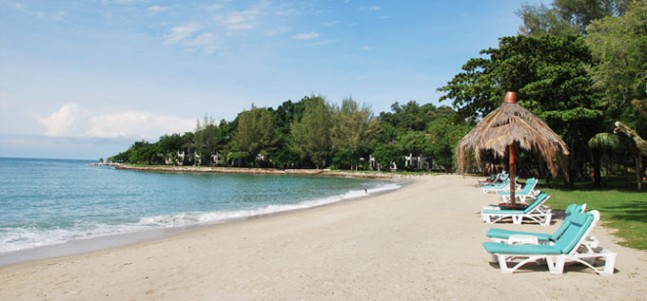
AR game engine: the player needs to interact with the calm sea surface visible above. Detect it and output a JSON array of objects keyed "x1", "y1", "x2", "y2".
[{"x1": 0, "y1": 157, "x2": 399, "y2": 258}]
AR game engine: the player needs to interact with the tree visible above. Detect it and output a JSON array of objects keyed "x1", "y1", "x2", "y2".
[
  {"x1": 158, "y1": 133, "x2": 193, "y2": 165},
  {"x1": 378, "y1": 101, "x2": 435, "y2": 131},
  {"x1": 290, "y1": 96, "x2": 333, "y2": 168},
  {"x1": 108, "y1": 140, "x2": 165, "y2": 165},
  {"x1": 193, "y1": 115, "x2": 224, "y2": 166},
  {"x1": 438, "y1": 34, "x2": 604, "y2": 182},
  {"x1": 426, "y1": 106, "x2": 472, "y2": 171},
  {"x1": 231, "y1": 105, "x2": 277, "y2": 167},
  {"x1": 587, "y1": 0, "x2": 646, "y2": 116},
  {"x1": 517, "y1": 0, "x2": 627, "y2": 36},
  {"x1": 588, "y1": 132, "x2": 621, "y2": 187},
  {"x1": 330, "y1": 98, "x2": 380, "y2": 169},
  {"x1": 614, "y1": 121, "x2": 647, "y2": 191},
  {"x1": 517, "y1": 2, "x2": 580, "y2": 36},
  {"x1": 587, "y1": 0, "x2": 647, "y2": 190},
  {"x1": 372, "y1": 143, "x2": 403, "y2": 171}
]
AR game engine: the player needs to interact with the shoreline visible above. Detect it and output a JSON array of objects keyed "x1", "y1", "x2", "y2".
[
  {"x1": 114, "y1": 164, "x2": 413, "y2": 179},
  {"x1": 0, "y1": 177, "x2": 411, "y2": 268},
  {"x1": 2, "y1": 175, "x2": 646, "y2": 300}
]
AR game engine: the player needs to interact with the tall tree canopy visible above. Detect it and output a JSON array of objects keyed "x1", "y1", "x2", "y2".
[
  {"x1": 438, "y1": 34, "x2": 604, "y2": 181},
  {"x1": 230, "y1": 105, "x2": 277, "y2": 166},
  {"x1": 330, "y1": 98, "x2": 380, "y2": 169},
  {"x1": 290, "y1": 96, "x2": 333, "y2": 168},
  {"x1": 517, "y1": 0, "x2": 627, "y2": 36},
  {"x1": 587, "y1": 0, "x2": 647, "y2": 118}
]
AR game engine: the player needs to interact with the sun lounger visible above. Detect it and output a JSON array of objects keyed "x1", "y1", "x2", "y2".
[
  {"x1": 480, "y1": 177, "x2": 519, "y2": 194},
  {"x1": 478, "y1": 172, "x2": 508, "y2": 185},
  {"x1": 481, "y1": 192, "x2": 552, "y2": 226},
  {"x1": 483, "y1": 210, "x2": 616, "y2": 275},
  {"x1": 497, "y1": 178, "x2": 539, "y2": 203},
  {"x1": 485, "y1": 203, "x2": 587, "y2": 244}
]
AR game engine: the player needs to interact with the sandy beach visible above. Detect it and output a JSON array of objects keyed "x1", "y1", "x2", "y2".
[{"x1": 1, "y1": 174, "x2": 646, "y2": 300}]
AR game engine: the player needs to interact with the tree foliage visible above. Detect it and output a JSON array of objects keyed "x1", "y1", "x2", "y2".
[
  {"x1": 290, "y1": 96, "x2": 333, "y2": 168},
  {"x1": 229, "y1": 106, "x2": 277, "y2": 166},
  {"x1": 438, "y1": 34, "x2": 604, "y2": 181},
  {"x1": 517, "y1": 0, "x2": 627, "y2": 36},
  {"x1": 110, "y1": 97, "x2": 464, "y2": 172},
  {"x1": 587, "y1": 0, "x2": 647, "y2": 118},
  {"x1": 330, "y1": 98, "x2": 380, "y2": 169}
]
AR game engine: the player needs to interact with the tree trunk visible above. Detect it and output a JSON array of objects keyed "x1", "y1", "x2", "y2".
[
  {"x1": 565, "y1": 141, "x2": 576, "y2": 188},
  {"x1": 636, "y1": 155, "x2": 644, "y2": 191},
  {"x1": 592, "y1": 149, "x2": 602, "y2": 188}
]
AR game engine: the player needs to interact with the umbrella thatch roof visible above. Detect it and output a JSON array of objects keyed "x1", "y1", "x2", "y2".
[{"x1": 456, "y1": 93, "x2": 570, "y2": 177}]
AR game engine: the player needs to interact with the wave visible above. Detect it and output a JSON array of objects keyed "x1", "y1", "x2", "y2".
[{"x1": 0, "y1": 183, "x2": 401, "y2": 254}]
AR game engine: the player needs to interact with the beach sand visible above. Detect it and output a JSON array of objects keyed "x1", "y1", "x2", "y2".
[{"x1": 1, "y1": 175, "x2": 646, "y2": 300}]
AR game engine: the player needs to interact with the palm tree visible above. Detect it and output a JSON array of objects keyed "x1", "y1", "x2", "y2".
[
  {"x1": 588, "y1": 133, "x2": 621, "y2": 187},
  {"x1": 614, "y1": 121, "x2": 647, "y2": 191}
]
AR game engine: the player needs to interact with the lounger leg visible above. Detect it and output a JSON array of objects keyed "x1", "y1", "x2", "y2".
[
  {"x1": 602, "y1": 252, "x2": 617, "y2": 275},
  {"x1": 497, "y1": 255, "x2": 514, "y2": 273},
  {"x1": 512, "y1": 215, "x2": 522, "y2": 225},
  {"x1": 547, "y1": 256, "x2": 565, "y2": 274},
  {"x1": 542, "y1": 214, "x2": 552, "y2": 226}
]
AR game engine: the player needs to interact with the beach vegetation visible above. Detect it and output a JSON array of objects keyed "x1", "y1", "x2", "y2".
[
  {"x1": 290, "y1": 95, "x2": 333, "y2": 168},
  {"x1": 230, "y1": 105, "x2": 278, "y2": 167},
  {"x1": 517, "y1": 0, "x2": 626, "y2": 36},
  {"x1": 438, "y1": 34, "x2": 604, "y2": 185},
  {"x1": 542, "y1": 176, "x2": 647, "y2": 249},
  {"x1": 330, "y1": 98, "x2": 380, "y2": 170}
]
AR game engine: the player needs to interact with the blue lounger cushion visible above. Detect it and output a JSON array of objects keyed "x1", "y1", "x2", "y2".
[
  {"x1": 485, "y1": 203, "x2": 586, "y2": 242},
  {"x1": 483, "y1": 242, "x2": 561, "y2": 254},
  {"x1": 485, "y1": 228, "x2": 553, "y2": 241},
  {"x1": 483, "y1": 211, "x2": 593, "y2": 255}
]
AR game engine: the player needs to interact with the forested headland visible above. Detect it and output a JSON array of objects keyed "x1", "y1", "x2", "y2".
[{"x1": 110, "y1": 0, "x2": 646, "y2": 189}]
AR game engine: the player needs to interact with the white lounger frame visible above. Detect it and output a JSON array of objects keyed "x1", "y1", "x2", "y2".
[{"x1": 490, "y1": 211, "x2": 616, "y2": 275}]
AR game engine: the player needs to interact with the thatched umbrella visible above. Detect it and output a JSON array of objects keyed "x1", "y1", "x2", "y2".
[{"x1": 456, "y1": 92, "x2": 570, "y2": 207}]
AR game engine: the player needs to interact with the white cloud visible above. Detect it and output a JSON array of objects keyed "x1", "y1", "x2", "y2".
[
  {"x1": 164, "y1": 23, "x2": 220, "y2": 53},
  {"x1": 214, "y1": 8, "x2": 262, "y2": 30},
  {"x1": 363, "y1": 6, "x2": 382, "y2": 11},
  {"x1": 292, "y1": 32, "x2": 320, "y2": 40},
  {"x1": 165, "y1": 23, "x2": 201, "y2": 45},
  {"x1": 39, "y1": 104, "x2": 194, "y2": 139},
  {"x1": 147, "y1": 6, "x2": 169, "y2": 13},
  {"x1": 184, "y1": 32, "x2": 221, "y2": 54},
  {"x1": 12, "y1": 3, "x2": 66, "y2": 22},
  {"x1": 307, "y1": 39, "x2": 335, "y2": 47},
  {"x1": 207, "y1": 3, "x2": 226, "y2": 11},
  {"x1": 39, "y1": 104, "x2": 90, "y2": 137}
]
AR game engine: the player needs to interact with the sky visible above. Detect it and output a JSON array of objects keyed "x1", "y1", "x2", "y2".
[{"x1": 0, "y1": 0, "x2": 549, "y2": 160}]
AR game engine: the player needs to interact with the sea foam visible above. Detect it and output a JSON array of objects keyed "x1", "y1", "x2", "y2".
[{"x1": 0, "y1": 182, "x2": 401, "y2": 254}]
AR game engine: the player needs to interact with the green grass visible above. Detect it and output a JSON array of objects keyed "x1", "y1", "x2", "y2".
[{"x1": 539, "y1": 177, "x2": 647, "y2": 250}]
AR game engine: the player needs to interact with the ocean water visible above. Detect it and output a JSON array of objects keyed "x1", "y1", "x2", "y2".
[{"x1": 0, "y1": 157, "x2": 400, "y2": 258}]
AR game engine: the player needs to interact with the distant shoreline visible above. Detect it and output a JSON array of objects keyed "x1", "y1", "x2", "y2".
[{"x1": 115, "y1": 164, "x2": 413, "y2": 179}]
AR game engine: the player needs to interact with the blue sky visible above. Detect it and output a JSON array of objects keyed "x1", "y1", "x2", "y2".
[{"x1": 0, "y1": 0, "x2": 548, "y2": 160}]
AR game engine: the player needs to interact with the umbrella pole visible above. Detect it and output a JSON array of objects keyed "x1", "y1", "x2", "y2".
[{"x1": 509, "y1": 144, "x2": 516, "y2": 207}]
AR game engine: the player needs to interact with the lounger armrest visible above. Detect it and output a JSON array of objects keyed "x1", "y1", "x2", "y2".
[{"x1": 508, "y1": 235, "x2": 539, "y2": 245}]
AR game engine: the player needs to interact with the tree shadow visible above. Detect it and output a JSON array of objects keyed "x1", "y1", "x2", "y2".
[{"x1": 597, "y1": 201, "x2": 647, "y2": 223}]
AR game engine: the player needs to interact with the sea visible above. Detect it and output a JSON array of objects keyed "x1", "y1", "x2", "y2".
[{"x1": 0, "y1": 157, "x2": 401, "y2": 265}]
